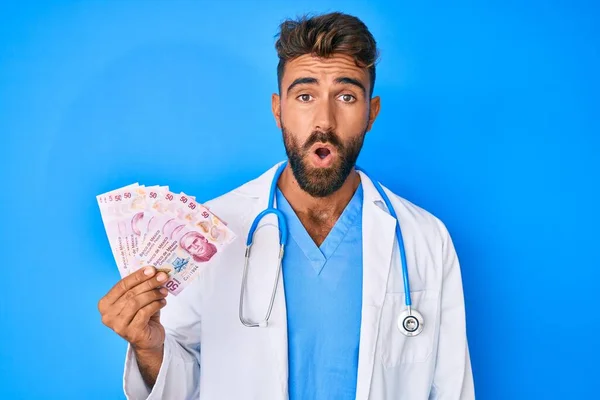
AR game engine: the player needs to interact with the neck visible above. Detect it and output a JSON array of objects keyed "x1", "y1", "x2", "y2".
[{"x1": 277, "y1": 164, "x2": 361, "y2": 223}]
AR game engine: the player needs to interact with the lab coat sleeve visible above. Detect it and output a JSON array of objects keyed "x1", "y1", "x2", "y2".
[
  {"x1": 429, "y1": 221, "x2": 475, "y2": 400},
  {"x1": 122, "y1": 287, "x2": 202, "y2": 400}
]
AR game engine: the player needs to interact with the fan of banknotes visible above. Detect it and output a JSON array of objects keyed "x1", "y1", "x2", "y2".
[{"x1": 96, "y1": 184, "x2": 236, "y2": 295}]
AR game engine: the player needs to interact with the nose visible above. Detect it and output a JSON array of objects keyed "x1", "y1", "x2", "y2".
[{"x1": 313, "y1": 97, "x2": 337, "y2": 133}]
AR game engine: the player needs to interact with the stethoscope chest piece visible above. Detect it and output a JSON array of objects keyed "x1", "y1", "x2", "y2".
[{"x1": 397, "y1": 308, "x2": 424, "y2": 337}]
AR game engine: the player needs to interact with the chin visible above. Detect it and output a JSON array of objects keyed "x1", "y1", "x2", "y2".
[{"x1": 300, "y1": 162, "x2": 348, "y2": 197}]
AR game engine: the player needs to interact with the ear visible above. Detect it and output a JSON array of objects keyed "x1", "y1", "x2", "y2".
[
  {"x1": 366, "y1": 95, "x2": 381, "y2": 132},
  {"x1": 271, "y1": 93, "x2": 281, "y2": 129}
]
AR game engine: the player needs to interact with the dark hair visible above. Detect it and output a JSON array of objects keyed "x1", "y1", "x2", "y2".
[{"x1": 275, "y1": 12, "x2": 379, "y2": 97}]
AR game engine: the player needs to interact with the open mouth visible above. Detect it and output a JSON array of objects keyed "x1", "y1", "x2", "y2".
[
  {"x1": 309, "y1": 144, "x2": 336, "y2": 167},
  {"x1": 315, "y1": 147, "x2": 331, "y2": 159}
]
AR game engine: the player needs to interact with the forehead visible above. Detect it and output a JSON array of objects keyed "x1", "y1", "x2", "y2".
[{"x1": 283, "y1": 53, "x2": 369, "y2": 85}]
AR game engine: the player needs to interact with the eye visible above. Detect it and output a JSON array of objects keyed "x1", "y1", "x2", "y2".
[
  {"x1": 297, "y1": 94, "x2": 313, "y2": 102},
  {"x1": 339, "y1": 94, "x2": 356, "y2": 103}
]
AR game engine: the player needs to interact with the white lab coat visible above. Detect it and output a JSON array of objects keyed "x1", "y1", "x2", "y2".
[{"x1": 122, "y1": 162, "x2": 475, "y2": 400}]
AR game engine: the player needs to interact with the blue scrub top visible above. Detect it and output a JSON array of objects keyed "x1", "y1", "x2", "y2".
[{"x1": 276, "y1": 184, "x2": 364, "y2": 400}]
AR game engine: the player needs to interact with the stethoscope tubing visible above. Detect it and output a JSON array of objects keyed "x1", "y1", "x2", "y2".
[{"x1": 240, "y1": 161, "x2": 418, "y2": 333}]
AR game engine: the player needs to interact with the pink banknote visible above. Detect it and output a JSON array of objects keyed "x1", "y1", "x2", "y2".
[
  {"x1": 135, "y1": 192, "x2": 235, "y2": 295},
  {"x1": 97, "y1": 184, "x2": 142, "y2": 276},
  {"x1": 97, "y1": 184, "x2": 236, "y2": 295}
]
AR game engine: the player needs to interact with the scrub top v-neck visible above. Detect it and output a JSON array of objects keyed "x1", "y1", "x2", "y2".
[{"x1": 275, "y1": 183, "x2": 364, "y2": 400}]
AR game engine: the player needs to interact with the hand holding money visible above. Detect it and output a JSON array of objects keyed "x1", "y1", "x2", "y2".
[
  {"x1": 96, "y1": 184, "x2": 236, "y2": 388},
  {"x1": 97, "y1": 266, "x2": 169, "y2": 352},
  {"x1": 97, "y1": 266, "x2": 170, "y2": 388}
]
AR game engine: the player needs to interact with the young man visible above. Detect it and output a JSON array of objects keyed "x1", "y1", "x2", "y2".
[{"x1": 98, "y1": 11, "x2": 475, "y2": 399}]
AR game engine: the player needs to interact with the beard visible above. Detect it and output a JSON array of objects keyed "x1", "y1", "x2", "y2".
[{"x1": 282, "y1": 124, "x2": 367, "y2": 198}]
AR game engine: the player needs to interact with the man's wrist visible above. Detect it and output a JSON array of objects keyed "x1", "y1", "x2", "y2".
[{"x1": 132, "y1": 343, "x2": 164, "y2": 359}]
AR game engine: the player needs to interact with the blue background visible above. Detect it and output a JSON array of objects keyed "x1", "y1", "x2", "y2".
[{"x1": 1, "y1": 0, "x2": 598, "y2": 399}]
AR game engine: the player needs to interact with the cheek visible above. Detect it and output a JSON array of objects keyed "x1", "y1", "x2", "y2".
[
  {"x1": 281, "y1": 101, "x2": 310, "y2": 127},
  {"x1": 336, "y1": 104, "x2": 370, "y2": 131},
  {"x1": 281, "y1": 103, "x2": 312, "y2": 138}
]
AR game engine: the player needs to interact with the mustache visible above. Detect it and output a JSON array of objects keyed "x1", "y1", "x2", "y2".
[{"x1": 302, "y1": 130, "x2": 343, "y2": 151}]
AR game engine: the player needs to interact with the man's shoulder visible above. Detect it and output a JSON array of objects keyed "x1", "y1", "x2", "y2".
[
  {"x1": 204, "y1": 181, "x2": 255, "y2": 209},
  {"x1": 379, "y1": 184, "x2": 451, "y2": 241},
  {"x1": 200, "y1": 165, "x2": 277, "y2": 228},
  {"x1": 202, "y1": 183, "x2": 255, "y2": 220}
]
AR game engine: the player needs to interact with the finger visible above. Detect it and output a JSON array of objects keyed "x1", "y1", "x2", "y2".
[
  {"x1": 101, "y1": 287, "x2": 164, "y2": 331},
  {"x1": 129, "y1": 298, "x2": 168, "y2": 331},
  {"x1": 117, "y1": 288, "x2": 169, "y2": 326},
  {"x1": 102, "y1": 266, "x2": 158, "y2": 307},
  {"x1": 129, "y1": 271, "x2": 170, "y2": 297},
  {"x1": 111, "y1": 270, "x2": 170, "y2": 312}
]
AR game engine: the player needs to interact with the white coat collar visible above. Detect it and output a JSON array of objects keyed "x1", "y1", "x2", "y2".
[
  {"x1": 235, "y1": 161, "x2": 397, "y2": 400},
  {"x1": 234, "y1": 160, "x2": 396, "y2": 207}
]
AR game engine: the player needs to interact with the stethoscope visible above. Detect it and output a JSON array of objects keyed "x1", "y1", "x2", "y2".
[{"x1": 239, "y1": 161, "x2": 424, "y2": 337}]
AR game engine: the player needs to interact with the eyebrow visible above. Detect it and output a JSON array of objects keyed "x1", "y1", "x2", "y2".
[
  {"x1": 286, "y1": 77, "x2": 318, "y2": 94},
  {"x1": 286, "y1": 76, "x2": 367, "y2": 95},
  {"x1": 335, "y1": 77, "x2": 366, "y2": 95}
]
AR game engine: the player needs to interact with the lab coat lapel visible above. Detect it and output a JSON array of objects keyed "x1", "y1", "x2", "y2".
[
  {"x1": 355, "y1": 171, "x2": 397, "y2": 400},
  {"x1": 237, "y1": 162, "x2": 289, "y2": 396}
]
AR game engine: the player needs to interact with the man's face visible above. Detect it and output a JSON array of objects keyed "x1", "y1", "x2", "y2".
[{"x1": 272, "y1": 53, "x2": 380, "y2": 197}]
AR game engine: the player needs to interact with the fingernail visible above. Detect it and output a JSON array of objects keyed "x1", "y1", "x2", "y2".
[
  {"x1": 157, "y1": 272, "x2": 167, "y2": 282},
  {"x1": 159, "y1": 288, "x2": 168, "y2": 295},
  {"x1": 144, "y1": 267, "x2": 154, "y2": 276}
]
